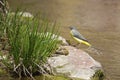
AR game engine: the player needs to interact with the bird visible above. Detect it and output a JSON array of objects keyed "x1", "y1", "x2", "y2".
[{"x1": 69, "y1": 26, "x2": 91, "y2": 47}]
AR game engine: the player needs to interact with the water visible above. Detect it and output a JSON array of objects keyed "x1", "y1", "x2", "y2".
[{"x1": 7, "y1": 0, "x2": 120, "y2": 80}]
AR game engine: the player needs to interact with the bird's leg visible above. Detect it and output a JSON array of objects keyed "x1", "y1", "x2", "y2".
[
  {"x1": 86, "y1": 46, "x2": 91, "y2": 50},
  {"x1": 79, "y1": 42, "x2": 81, "y2": 45},
  {"x1": 76, "y1": 42, "x2": 81, "y2": 48},
  {"x1": 72, "y1": 42, "x2": 79, "y2": 47}
]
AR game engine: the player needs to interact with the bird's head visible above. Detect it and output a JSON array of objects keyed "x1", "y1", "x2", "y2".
[{"x1": 69, "y1": 26, "x2": 77, "y2": 30}]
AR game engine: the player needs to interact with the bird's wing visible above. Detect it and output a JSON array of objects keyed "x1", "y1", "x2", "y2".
[{"x1": 71, "y1": 29, "x2": 88, "y2": 42}]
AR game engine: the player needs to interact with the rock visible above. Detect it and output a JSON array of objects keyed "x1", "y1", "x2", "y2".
[
  {"x1": 34, "y1": 75, "x2": 70, "y2": 80},
  {"x1": 57, "y1": 36, "x2": 69, "y2": 46},
  {"x1": 38, "y1": 32, "x2": 69, "y2": 46},
  {"x1": 50, "y1": 33, "x2": 69, "y2": 46},
  {"x1": 18, "y1": 12, "x2": 34, "y2": 18},
  {"x1": 8, "y1": 12, "x2": 34, "y2": 18},
  {"x1": 47, "y1": 46, "x2": 102, "y2": 80},
  {"x1": 22, "y1": 74, "x2": 70, "y2": 80},
  {"x1": 55, "y1": 46, "x2": 69, "y2": 55},
  {"x1": 0, "y1": 55, "x2": 6, "y2": 60}
]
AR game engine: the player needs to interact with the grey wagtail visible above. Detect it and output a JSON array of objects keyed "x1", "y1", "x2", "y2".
[{"x1": 69, "y1": 26, "x2": 91, "y2": 47}]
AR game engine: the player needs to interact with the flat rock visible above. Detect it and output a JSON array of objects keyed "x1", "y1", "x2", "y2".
[{"x1": 48, "y1": 46, "x2": 102, "y2": 80}]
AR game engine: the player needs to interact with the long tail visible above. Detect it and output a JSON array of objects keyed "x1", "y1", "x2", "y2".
[{"x1": 73, "y1": 37, "x2": 92, "y2": 47}]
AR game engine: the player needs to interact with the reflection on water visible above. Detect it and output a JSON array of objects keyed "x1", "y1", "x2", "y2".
[
  {"x1": 86, "y1": 46, "x2": 103, "y2": 55},
  {"x1": 7, "y1": 0, "x2": 120, "y2": 80}
]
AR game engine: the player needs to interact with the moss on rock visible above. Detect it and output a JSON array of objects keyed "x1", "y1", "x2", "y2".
[{"x1": 91, "y1": 70, "x2": 105, "y2": 80}]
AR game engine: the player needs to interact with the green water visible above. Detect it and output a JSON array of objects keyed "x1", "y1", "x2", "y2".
[{"x1": 7, "y1": 0, "x2": 120, "y2": 80}]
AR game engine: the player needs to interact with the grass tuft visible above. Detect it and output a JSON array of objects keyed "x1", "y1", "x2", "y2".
[{"x1": 0, "y1": 11, "x2": 59, "y2": 79}]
